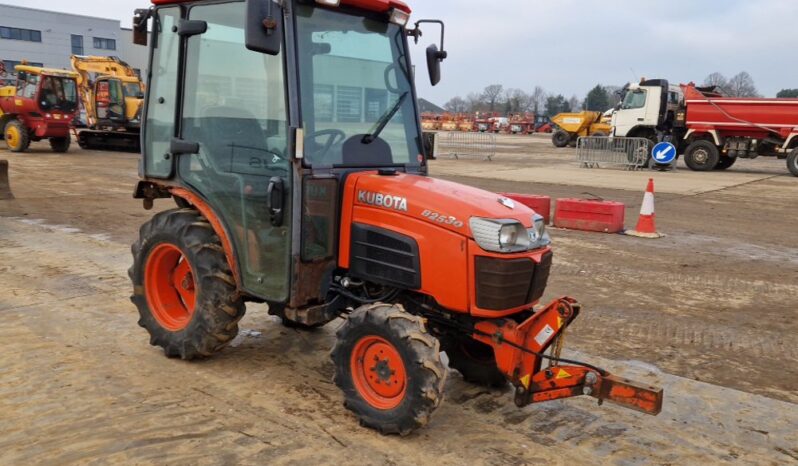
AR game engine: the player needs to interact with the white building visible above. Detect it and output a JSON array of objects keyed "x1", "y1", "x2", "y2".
[{"x1": 0, "y1": 4, "x2": 148, "y2": 79}]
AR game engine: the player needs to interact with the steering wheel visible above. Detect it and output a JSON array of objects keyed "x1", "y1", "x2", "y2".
[{"x1": 306, "y1": 129, "x2": 346, "y2": 161}]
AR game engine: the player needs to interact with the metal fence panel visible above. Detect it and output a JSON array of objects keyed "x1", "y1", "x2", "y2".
[
  {"x1": 576, "y1": 137, "x2": 651, "y2": 170},
  {"x1": 438, "y1": 131, "x2": 496, "y2": 161}
]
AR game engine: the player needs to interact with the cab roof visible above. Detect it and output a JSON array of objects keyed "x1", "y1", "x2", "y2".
[
  {"x1": 150, "y1": 0, "x2": 411, "y2": 14},
  {"x1": 15, "y1": 65, "x2": 79, "y2": 79}
]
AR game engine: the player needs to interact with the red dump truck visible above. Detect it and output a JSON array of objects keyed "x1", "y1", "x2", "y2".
[{"x1": 612, "y1": 79, "x2": 798, "y2": 176}]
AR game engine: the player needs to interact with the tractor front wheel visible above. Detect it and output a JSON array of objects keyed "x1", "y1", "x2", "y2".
[
  {"x1": 49, "y1": 137, "x2": 71, "y2": 153},
  {"x1": 129, "y1": 208, "x2": 245, "y2": 360},
  {"x1": 4, "y1": 120, "x2": 29, "y2": 153},
  {"x1": 332, "y1": 304, "x2": 446, "y2": 435}
]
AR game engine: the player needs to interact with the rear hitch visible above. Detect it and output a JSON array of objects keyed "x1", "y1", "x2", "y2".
[{"x1": 474, "y1": 297, "x2": 663, "y2": 416}]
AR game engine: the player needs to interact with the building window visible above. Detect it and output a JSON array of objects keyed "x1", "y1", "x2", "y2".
[
  {"x1": 71, "y1": 35, "x2": 84, "y2": 55},
  {"x1": 3, "y1": 60, "x2": 44, "y2": 73},
  {"x1": 0, "y1": 26, "x2": 42, "y2": 42},
  {"x1": 336, "y1": 86, "x2": 362, "y2": 123},
  {"x1": 93, "y1": 37, "x2": 116, "y2": 50}
]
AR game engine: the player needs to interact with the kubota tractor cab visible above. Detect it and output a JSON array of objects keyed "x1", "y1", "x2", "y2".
[
  {"x1": 0, "y1": 64, "x2": 79, "y2": 153},
  {"x1": 130, "y1": 0, "x2": 662, "y2": 435}
]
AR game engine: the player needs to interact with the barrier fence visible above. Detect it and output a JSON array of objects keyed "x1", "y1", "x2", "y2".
[
  {"x1": 438, "y1": 131, "x2": 496, "y2": 161},
  {"x1": 576, "y1": 137, "x2": 651, "y2": 170}
]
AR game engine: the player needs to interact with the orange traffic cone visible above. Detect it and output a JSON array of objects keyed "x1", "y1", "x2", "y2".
[{"x1": 626, "y1": 178, "x2": 663, "y2": 238}]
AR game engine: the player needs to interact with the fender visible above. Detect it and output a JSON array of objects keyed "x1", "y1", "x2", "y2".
[
  {"x1": 684, "y1": 128, "x2": 721, "y2": 146},
  {"x1": 170, "y1": 187, "x2": 242, "y2": 287}
]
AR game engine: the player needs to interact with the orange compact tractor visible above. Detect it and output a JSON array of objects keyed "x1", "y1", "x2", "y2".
[{"x1": 130, "y1": 0, "x2": 662, "y2": 435}]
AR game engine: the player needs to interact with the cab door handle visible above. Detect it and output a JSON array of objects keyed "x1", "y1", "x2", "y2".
[{"x1": 267, "y1": 177, "x2": 284, "y2": 227}]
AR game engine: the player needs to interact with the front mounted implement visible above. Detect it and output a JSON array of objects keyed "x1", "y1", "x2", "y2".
[{"x1": 473, "y1": 297, "x2": 663, "y2": 415}]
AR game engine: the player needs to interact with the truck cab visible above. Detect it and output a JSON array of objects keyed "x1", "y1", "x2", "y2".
[{"x1": 611, "y1": 79, "x2": 683, "y2": 141}]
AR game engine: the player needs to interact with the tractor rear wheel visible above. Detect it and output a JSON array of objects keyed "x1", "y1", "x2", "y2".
[
  {"x1": 332, "y1": 303, "x2": 446, "y2": 436},
  {"x1": 441, "y1": 335, "x2": 507, "y2": 388},
  {"x1": 49, "y1": 137, "x2": 71, "y2": 153},
  {"x1": 129, "y1": 208, "x2": 245, "y2": 360},
  {"x1": 4, "y1": 120, "x2": 29, "y2": 153},
  {"x1": 684, "y1": 140, "x2": 720, "y2": 171},
  {"x1": 552, "y1": 130, "x2": 570, "y2": 148},
  {"x1": 787, "y1": 149, "x2": 798, "y2": 177}
]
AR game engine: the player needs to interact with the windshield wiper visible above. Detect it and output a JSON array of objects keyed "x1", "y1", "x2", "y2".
[{"x1": 362, "y1": 91, "x2": 409, "y2": 144}]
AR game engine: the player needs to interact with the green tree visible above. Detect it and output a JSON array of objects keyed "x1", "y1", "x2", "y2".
[
  {"x1": 584, "y1": 85, "x2": 610, "y2": 111},
  {"x1": 545, "y1": 94, "x2": 571, "y2": 117},
  {"x1": 777, "y1": 89, "x2": 798, "y2": 98}
]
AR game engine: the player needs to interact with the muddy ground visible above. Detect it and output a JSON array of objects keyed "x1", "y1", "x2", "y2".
[{"x1": 0, "y1": 136, "x2": 796, "y2": 465}]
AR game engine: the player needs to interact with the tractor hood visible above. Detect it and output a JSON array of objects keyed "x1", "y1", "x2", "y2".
[{"x1": 351, "y1": 172, "x2": 537, "y2": 236}]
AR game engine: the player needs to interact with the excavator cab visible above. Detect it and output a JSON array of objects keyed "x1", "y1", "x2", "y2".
[{"x1": 130, "y1": 0, "x2": 661, "y2": 436}]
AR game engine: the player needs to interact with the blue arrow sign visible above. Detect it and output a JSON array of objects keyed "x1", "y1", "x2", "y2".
[{"x1": 652, "y1": 142, "x2": 677, "y2": 164}]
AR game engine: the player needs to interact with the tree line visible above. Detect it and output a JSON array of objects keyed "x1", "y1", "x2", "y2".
[{"x1": 442, "y1": 71, "x2": 794, "y2": 117}]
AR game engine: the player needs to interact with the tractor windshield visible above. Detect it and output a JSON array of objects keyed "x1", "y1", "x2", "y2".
[
  {"x1": 123, "y1": 82, "x2": 142, "y2": 98},
  {"x1": 296, "y1": 5, "x2": 422, "y2": 168},
  {"x1": 39, "y1": 76, "x2": 78, "y2": 112}
]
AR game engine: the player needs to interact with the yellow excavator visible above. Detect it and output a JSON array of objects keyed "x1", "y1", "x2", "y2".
[{"x1": 70, "y1": 55, "x2": 144, "y2": 152}]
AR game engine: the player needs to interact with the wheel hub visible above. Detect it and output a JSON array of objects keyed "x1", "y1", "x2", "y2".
[
  {"x1": 6, "y1": 126, "x2": 20, "y2": 148},
  {"x1": 694, "y1": 149, "x2": 709, "y2": 164},
  {"x1": 351, "y1": 336, "x2": 407, "y2": 409},
  {"x1": 144, "y1": 243, "x2": 197, "y2": 332}
]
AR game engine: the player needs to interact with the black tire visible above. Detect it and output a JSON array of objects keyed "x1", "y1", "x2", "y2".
[
  {"x1": 684, "y1": 140, "x2": 720, "y2": 171},
  {"x1": 787, "y1": 149, "x2": 798, "y2": 177},
  {"x1": 4, "y1": 120, "x2": 29, "y2": 153},
  {"x1": 332, "y1": 303, "x2": 446, "y2": 436},
  {"x1": 49, "y1": 137, "x2": 71, "y2": 153},
  {"x1": 714, "y1": 156, "x2": 737, "y2": 170},
  {"x1": 441, "y1": 335, "x2": 506, "y2": 388},
  {"x1": 129, "y1": 208, "x2": 246, "y2": 360},
  {"x1": 552, "y1": 130, "x2": 570, "y2": 148},
  {"x1": 591, "y1": 131, "x2": 608, "y2": 138}
]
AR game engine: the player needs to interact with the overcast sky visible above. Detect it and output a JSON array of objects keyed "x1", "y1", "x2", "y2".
[{"x1": 7, "y1": 0, "x2": 797, "y2": 103}]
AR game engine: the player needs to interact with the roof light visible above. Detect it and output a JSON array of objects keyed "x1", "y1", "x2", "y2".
[
  {"x1": 316, "y1": 0, "x2": 341, "y2": 6},
  {"x1": 389, "y1": 8, "x2": 410, "y2": 26}
]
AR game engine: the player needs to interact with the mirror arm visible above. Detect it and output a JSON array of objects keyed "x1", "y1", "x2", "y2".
[{"x1": 413, "y1": 19, "x2": 446, "y2": 58}]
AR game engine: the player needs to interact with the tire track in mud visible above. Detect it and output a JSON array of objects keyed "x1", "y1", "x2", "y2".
[{"x1": 571, "y1": 309, "x2": 798, "y2": 360}]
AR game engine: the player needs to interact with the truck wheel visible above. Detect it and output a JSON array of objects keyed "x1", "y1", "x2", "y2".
[
  {"x1": 684, "y1": 140, "x2": 720, "y2": 171},
  {"x1": 591, "y1": 131, "x2": 608, "y2": 138},
  {"x1": 332, "y1": 303, "x2": 446, "y2": 436},
  {"x1": 441, "y1": 335, "x2": 506, "y2": 388},
  {"x1": 49, "y1": 137, "x2": 71, "y2": 153},
  {"x1": 129, "y1": 208, "x2": 246, "y2": 360},
  {"x1": 714, "y1": 156, "x2": 736, "y2": 170},
  {"x1": 4, "y1": 120, "x2": 29, "y2": 153},
  {"x1": 552, "y1": 130, "x2": 570, "y2": 148},
  {"x1": 788, "y1": 149, "x2": 798, "y2": 177}
]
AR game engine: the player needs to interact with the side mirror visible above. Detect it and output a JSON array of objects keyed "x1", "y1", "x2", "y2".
[
  {"x1": 246, "y1": 0, "x2": 283, "y2": 55},
  {"x1": 133, "y1": 9, "x2": 150, "y2": 46},
  {"x1": 426, "y1": 44, "x2": 446, "y2": 87},
  {"x1": 413, "y1": 19, "x2": 447, "y2": 86}
]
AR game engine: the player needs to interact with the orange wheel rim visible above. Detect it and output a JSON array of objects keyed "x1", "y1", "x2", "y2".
[
  {"x1": 351, "y1": 336, "x2": 407, "y2": 410},
  {"x1": 144, "y1": 243, "x2": 196, "y2": 331}
]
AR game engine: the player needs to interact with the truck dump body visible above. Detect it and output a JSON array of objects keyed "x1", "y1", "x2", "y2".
[{"x1": 683, "y1": 85, "x2": 798, "y2": 141}]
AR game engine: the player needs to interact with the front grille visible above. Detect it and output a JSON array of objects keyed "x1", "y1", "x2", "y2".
[
  {"x1": 350, "y1": 224, "x2": 421, "y2": 289},
  {"x1": 475, "y1": 251, "x2": 553, "y2": 310}
]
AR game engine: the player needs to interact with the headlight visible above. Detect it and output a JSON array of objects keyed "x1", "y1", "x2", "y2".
[
  {"x1": 530, "y1": 214, "x2": 551, "y2": 249},
  {"x1": 470, "y1": 216, "x2": 551, "y2": 253},
  {"x1": 470, "y1": 218, "x2": 529, "y2": 253}
]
